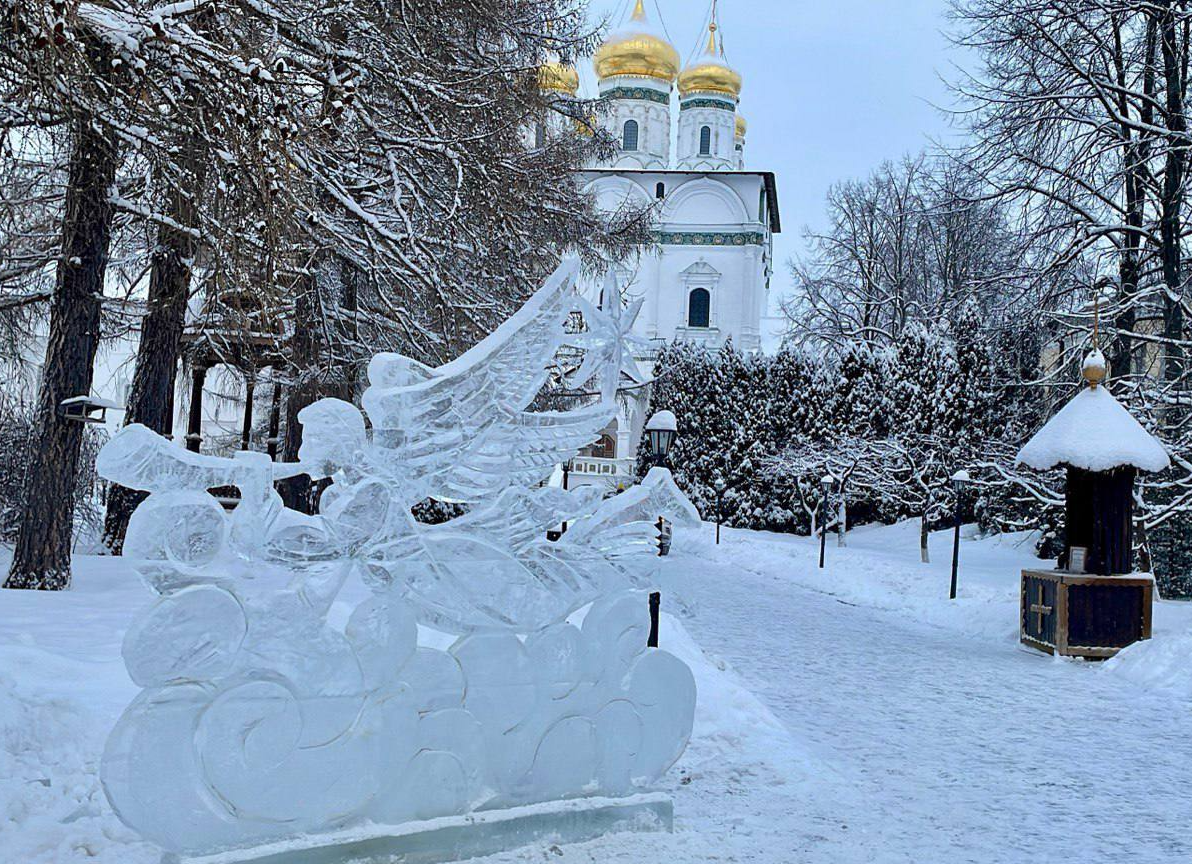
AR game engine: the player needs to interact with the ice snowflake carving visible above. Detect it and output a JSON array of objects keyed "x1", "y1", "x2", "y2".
[{"x1": 96, "y1": 259, "x2": 698, "y2": 857}]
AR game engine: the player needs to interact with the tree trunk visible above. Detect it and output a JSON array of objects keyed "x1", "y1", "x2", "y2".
[
  {"x1": 5, "y1": 104, "x2": 119, "y2": 590},
  {"x1": 1110, "y1": 14, "x2": 1153, "y2": 379},
  {"x1": 266, "y1": 381, "x2": 282, "y2": 460},
  {"x1": 240, "y1": 374, "x2": 256, "y2": 450},
  {"x1": 837, "y1": 497, "x2": 847, "y2": 547},
  {"x1": 1158, "y1": 3, "x2": 1186, "y2": 385},
  {"x1": 920, "y1": 514, "x2": 930, "y2": 564},
  {"x1": 277, "y1": 278, "x2": 320, "y2": 513},
  {"x1": 185, "y1": 365, "x2": 207, "y2": 452},
  {"x1": 277, "y1": 259, "x2": 360, "y2": 513},
  {"x1": 101, "y1": 160, "x2": 206, "y2": 552},
  {"x1": 99, "y1": 6, "x2": 212, "y2": 554}
]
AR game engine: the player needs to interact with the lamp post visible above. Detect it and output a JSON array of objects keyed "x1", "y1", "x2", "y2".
[
  {"x1": 644, "y1": 411, "x2": 678, "y2": 644},
  {"x1": 559, "y1": 459, "x2": 571, "y2": 535},
  {"x1": 950, "y1": 469, "x2": 971, "y2": 600},
  {"x1": 714, "y1": 479, "x2": 727, "y2": 545},
  {"x1": 819, "y1": 474, "x2": 834, "y2": 569}
]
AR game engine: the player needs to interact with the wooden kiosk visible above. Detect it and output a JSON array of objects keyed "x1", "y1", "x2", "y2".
[{"x1": 1016, "y1": 351, "x2": 1169, "y2": 659}]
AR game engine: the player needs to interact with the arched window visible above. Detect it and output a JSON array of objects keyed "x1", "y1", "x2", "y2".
[
  {"x1": 580, "y1": 432, "x2": 616, "y2": 459},
  {"x1": 688, "y1": 287, "x2": 711, "y2": 328},
  {"x1": 534, "y1": 122, "x2": 545, "y2": 148},
  {"x1": 699, "y1": 125, "x2": 712, "y2": 155},
  {"x1": 655, "y1": 181, "x2": 666, "y2": 199},
  {"x1": 622, "y1": 119, "x2": 639, "y2": 151}
]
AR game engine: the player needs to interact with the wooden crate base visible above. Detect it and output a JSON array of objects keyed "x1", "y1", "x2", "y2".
[{"x1": 1020, "y1": 569, "x2": 1153, "y2": 659}]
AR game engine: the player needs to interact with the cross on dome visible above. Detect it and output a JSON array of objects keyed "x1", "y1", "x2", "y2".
[{"x1": 678, "y1": 2, "x2": 743, "y2": 99}]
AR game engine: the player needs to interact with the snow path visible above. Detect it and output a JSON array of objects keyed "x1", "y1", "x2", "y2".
[{"x1": 672, "y1": 525, "x2": 1192, "y2": 864}]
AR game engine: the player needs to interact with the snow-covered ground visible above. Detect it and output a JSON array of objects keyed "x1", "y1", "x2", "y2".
[{"x1": 4, "y1": 521, "x2": 1192, "y2": 863}]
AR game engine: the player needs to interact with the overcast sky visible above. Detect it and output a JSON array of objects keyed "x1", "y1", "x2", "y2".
[{"x1": 582, "y1": 0, "x2": 967, "y2": 318}]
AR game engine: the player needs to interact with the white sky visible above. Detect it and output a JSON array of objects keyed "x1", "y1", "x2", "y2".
[{"x1": 581, "y1": 0, "x2": 966, "y2": 316}]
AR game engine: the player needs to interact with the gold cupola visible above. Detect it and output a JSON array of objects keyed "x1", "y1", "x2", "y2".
[
  {"x1": 594, "y1": 0, "x2": 680, "y2": 84},
  {"x1": 678, "y1": 20, "x2": 742, "y2": 99},
  {"x1": 539, "y1": 60, "x2": 579, "y2": 96},
  {"x1": 735, "y1": 113, "x2": 747, "y2": 139}
]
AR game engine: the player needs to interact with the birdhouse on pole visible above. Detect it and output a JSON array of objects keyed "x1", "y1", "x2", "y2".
[{"x1": 1014, "y1": 349, "x2": 1169, "y2": 658}]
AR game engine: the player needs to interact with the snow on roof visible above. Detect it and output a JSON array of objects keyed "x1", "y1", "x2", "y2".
[{"x1": 1017, "y1": 384, "x2": 1170, "y2": 473}]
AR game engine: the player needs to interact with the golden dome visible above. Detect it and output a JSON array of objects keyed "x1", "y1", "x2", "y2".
[
  {"x1": 678, "y1": 22, "x2": 742, "y2": 99},
  {"x1": 594, "y1": 0, "x2": 680, "y2": 83},
  {"x1": 1082, "y1": 349, "x2": 1108, "y2": 389},
  {"x1": 735, "y1": 113, "x2": 747, "y2": 138},
  {"x1": 539, "y1": 61, "x2": 579, "y2": 95}
]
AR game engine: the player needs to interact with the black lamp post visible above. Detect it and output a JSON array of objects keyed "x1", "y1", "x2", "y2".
[
  {"x1": 714, "y1": 479, "x2": 727, "y2": 545},
  {"x1": 644, "y1": 411, "x2": 678, "y2": 644},
  {"x1": 819, "y1": 474, "x2": 834, "y2": 569},
  {"x1": 559, "y1": 459, "x2": 571, "y2": 535},
  {"x1": 949, "y1": 469, "x2": 971, "y2": 600}
]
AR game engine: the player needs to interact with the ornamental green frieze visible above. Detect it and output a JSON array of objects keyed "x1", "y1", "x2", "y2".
[
  {"x1": 602, "y1": 86, "x2": 671, "y2": 105},
  {"x1": 679, "y1": 98, "x2": 735, "y2": 112},
  {"x1": 655, "y1": 231, "x2": 766, "y2": 246}
]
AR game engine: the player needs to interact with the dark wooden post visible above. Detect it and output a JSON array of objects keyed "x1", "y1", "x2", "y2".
[
  {"x1": 647, "y1": 591, "x2": 660, "y2": 647},
  {"x1": 240, "y1": 374, "x2": 256, "y2": 451},
  {"x1": 818, "y1": 486, "x2": 829, "y2": 569},
  {"x1": 266, "y1": 382, "x2": 282, "y2": 460},
  {"x1": 949, "y1": 510, "x2": 961, "y2": 600},
  {"x1": 716, "y1": 489, "x2": 722, "y2": 544},
  {"x1": 560, "y1": 460, "x2": 570, "y2": 534},
  {"x1": 185, "y1": 365, "x2": 207, "y2": 453}
]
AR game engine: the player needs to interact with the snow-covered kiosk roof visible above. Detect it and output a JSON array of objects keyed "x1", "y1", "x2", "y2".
[{"x1": 1017, "y1": 353, "x2": 1170, "y2": 473}]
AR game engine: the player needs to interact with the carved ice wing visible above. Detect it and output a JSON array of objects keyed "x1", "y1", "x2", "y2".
[
  {"x1": 98, "y1": 424, "x2": 248, "y2": 493},
  {"x1": 442, "y1": 485, "x2": 605, "y2": 552},
  {"x1": 363, "y1": 482, "x2": 662, "y2": 633},
  {"x1": 437, "y1": 403, "x2": 615, "y2": 501},
  {"x1": 432, "y1": 256, "x2": 581, "y2": 408},
  {"x1": 359, "y1": 258, "x2": 602, "y2": 502}
]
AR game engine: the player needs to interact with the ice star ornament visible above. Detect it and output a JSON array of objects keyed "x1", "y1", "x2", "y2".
[{"x1": 95, "y1": 259, "x2": 698, "y2": 857}]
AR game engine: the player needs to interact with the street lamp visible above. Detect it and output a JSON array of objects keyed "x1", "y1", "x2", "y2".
[
  {"x1": 819, "y1": 474, "x2": 834, "y2": 569},
  {"x1": 644, "y1": 411, "x2": 678, "y2": 640},
  {"x1": 645, "y1": 410, "x2": 677, "y2": 469},
  {"x1": 950, "y1": 469, "x2": 971, "y2": 600}
]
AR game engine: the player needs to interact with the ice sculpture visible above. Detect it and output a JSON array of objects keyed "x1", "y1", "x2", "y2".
[{"x1": 97, "y1": 259, "x2": 697, "y2": 858}]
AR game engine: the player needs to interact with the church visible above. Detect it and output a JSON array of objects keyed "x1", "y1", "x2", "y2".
[{"x1": 542, "y1": 1, "x2": 782, "y2": 489}]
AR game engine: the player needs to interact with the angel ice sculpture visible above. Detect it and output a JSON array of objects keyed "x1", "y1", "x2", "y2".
[{"x1": 97, "y1": 259, "x2": 699, "y2": 857}]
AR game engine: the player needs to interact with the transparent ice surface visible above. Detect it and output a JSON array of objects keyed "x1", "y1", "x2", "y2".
[{"x1": 96, "y1": 258, "x2": 697, "y2": 856}]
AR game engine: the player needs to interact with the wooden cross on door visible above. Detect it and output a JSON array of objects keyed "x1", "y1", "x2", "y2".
[{"x1": 1030, "y1": 584, "x2": 1052, "y2": 634}]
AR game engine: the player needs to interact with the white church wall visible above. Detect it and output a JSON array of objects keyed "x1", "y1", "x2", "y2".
[
  {"x1": 676, "y1": 103, "x2": 736, "y2": 171},
  {"x1": 597, "y1": 77, "x2": 673, "y2": 170},
  {"x1": 579, "y1": 169, "x2": 771, "y2": 356}
]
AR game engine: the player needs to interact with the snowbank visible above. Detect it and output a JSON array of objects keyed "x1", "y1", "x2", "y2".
[
  {"x1": 0, "y1": 550, "x2": 817, "y2": 863},
  {"x1": 1104, "y1": 627, "x2": 1192, "y2": 698}
]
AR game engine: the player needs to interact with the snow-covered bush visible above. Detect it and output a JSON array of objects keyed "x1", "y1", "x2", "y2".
[
  {"x1": 638, "y1": 326, "x2": 1052, "y2": 545},
  {"x1": 0, "y1": 401, "x2": 107, "y2": 547}
]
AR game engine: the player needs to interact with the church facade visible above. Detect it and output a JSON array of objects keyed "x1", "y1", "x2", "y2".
[{"x1": 543, "y1": 1, "x2": 781, "y2": 489}]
